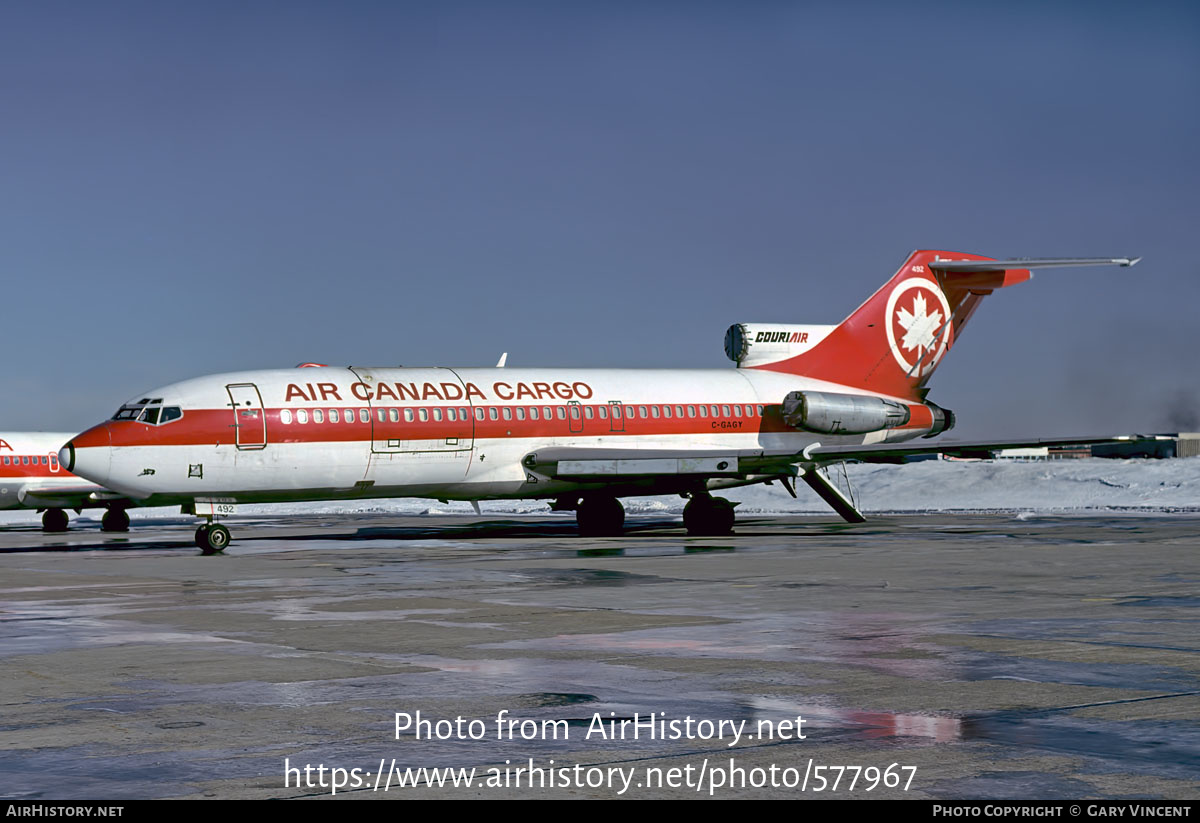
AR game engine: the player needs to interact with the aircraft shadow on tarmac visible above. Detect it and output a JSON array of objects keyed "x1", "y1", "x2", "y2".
[{"x1": 0, "y1": 514, "x2": 876, "y2": 553}]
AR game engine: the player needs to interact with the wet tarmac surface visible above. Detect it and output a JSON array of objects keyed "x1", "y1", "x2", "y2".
[{"x1": 1, "y1": 513, "x2": 1198, "y2": 799}]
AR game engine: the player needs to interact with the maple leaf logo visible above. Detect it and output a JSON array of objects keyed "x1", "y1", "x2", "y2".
[
  {"x1": 884, "y1": 278, "x2": 953, "y2": 378},
  {"x1": 895, "y1": 290, "x2": 942, "y2": 355}
]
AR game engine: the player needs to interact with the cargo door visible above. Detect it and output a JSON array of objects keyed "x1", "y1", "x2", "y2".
[{"x1": 350, "y1": 367, "x2": 474, "y2": 454}]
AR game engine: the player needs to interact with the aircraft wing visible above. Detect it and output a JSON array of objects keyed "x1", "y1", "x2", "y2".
[
  {"x1": 524, "y1": 435, "x2": 1142, "y2": 477},
  {"x1": 18, "y1": 484, "x2": 130, "y2": 509},
  {"x1": 522, "y1": 434, "x2": 1149, "y2": 525},
  {"x1": 522, "y1": 447, "x2": 799, "y2": 480},
  {"x1": 804, "y1": 434, "x2": 1150, "y2": 463}
]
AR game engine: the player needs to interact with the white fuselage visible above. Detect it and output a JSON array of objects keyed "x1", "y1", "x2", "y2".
[{"x1": 65, "y1": 365, "x2": 934, "y2": 507}]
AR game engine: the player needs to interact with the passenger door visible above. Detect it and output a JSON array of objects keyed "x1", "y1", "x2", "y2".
[{"x1": 226, "y1": 383, "x2": 267, "y2": 450}]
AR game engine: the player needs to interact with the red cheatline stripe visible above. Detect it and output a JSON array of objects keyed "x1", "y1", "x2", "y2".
[{"x1": 84, "y1": 400, "x2": 935, "y2": 449}]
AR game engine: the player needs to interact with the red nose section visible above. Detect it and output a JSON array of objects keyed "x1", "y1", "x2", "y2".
[
  {"x1": 61, "y1": 423, "x2": 112, "y2": 481},
  {"x1": 71, "y1": 422, "x2": 114, "y2": 450}
]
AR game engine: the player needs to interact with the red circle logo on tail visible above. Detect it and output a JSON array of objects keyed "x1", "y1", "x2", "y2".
[{"x1": 885, "y1": 278, "x2": 952, "y2": 379}]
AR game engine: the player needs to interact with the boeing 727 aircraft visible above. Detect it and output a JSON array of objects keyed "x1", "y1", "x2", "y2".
[{"x1": 61, "y1": 250, "x2": 1140, "y2": 553}]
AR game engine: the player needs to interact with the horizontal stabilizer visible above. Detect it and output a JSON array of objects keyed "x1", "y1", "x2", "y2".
[{"x1": 930, "y1": 257, "x2": 1140, "y2": 272}]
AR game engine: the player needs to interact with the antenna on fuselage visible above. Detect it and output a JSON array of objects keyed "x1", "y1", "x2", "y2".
[{"x1": 496, "y1": 352, "x2": 508, "y2": 368}]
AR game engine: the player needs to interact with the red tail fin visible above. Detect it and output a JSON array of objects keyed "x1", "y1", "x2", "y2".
[{"x1": 750, "y1": 250, "x2": 1032, "y2": 401}]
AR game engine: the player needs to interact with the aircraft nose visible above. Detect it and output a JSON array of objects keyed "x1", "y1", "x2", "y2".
[{"x1": 62, "y1": 423, "x2": 112, "y2": 481}]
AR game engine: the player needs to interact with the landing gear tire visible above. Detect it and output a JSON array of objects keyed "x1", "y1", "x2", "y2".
[
  {"x1": 101, "y1": 508, "x2": 130, "y2": 533},
  {"x1": 42, "y1": 509, "x2": 69, "y2": 533},
  {"x1": 683, "y1": 495, "x2": 735, "y2": 536},
  {"x1": 197, "y1": 524, "x2": 230, "y2": 555},
  {"x1": 576, "y1": 495, "x2": 625, "y2": 537}
]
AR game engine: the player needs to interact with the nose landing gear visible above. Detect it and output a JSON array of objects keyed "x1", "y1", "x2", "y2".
[
  {"x1": 194, "y1": 522, "x2": 231, "y2": 555},
  {"x1": 187, "y1": 500, "x2": 236, "y2": 555}
]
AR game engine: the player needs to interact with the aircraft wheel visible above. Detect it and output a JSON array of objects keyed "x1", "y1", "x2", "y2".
[
  {"x1": 194, "y1": 525, "x2": 210, "y2": 547},
  {"x1": 576, "y1": 495, "x2": 625, "y2": 537},
  {"x1": 683, "y1": 495, "x2": 735, "y2": 536},
  {"x1": 101, "y1": 508, "x2": 130, "y2": 533},
  {"x1": 42, "y1": 509, "x2": 69, "y2": 533},
  {"x1": 200, "y1": 524, "x2": 230, "y2": 555}
]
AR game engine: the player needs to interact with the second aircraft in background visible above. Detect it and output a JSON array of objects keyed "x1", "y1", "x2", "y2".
[{"x1": 1, "y1": 431, "x2": 134, "y2": 532}]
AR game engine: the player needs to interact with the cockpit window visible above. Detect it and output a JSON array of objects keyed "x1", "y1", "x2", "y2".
[{"x1": 113, "y1": 401, "x2": 181, "y2": 425}]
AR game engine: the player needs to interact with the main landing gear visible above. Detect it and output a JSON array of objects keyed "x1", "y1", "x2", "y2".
[
  {"x1": 41, "y1": 508, "x2": 69, "y2": 533},
  {"x1": 567, "y1": 492, "x2": 737, "y2": 537},
  {"x1": 575, "y1": 495, "x2": 625, "y2": 537},
  {"x1": 101, "y1": 507, "x2": 130, "y2": 532},
  {"x1": 683, "y1": 493, "x2": 736, "y2": 536},
  {"x1": 42, "y1": 507, "x2": 135, "y2": 534},
  {"x1": 194, "y1": 522, "x2": 230, "y2": 555}
]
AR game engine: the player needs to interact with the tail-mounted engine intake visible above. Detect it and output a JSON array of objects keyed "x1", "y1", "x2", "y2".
[
  {"x1": 782, "y1": 391, "x2": 910, "y2": 435},
  {"x1": 725, "y1": 323, "x2": 834, "y2": 368}
]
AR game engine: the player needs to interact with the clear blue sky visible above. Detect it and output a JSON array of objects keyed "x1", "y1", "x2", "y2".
[{"x1": 2, "y1": 1, "x2": 1196, "y2": 438}]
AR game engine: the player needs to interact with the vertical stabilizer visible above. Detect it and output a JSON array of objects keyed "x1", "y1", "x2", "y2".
[{"x1": 748, "y1": 250, "x2": 1031, "y2": 400}]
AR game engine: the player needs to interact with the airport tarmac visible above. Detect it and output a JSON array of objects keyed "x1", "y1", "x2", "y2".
[{"x1": 1, "y1": 512, "x2": 1198, "y2": 800}]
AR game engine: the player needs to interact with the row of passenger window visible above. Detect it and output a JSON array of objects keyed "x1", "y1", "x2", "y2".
[
  {"x1": 277, "y1": 404, "x2": 767, "y2": 425},
  {"x1": 2, "y1": 455, "x2": 54, "y2": 467}
]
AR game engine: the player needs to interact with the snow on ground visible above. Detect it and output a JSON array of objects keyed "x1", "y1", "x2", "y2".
[
  {"x1": 724, "y1": 457, "x2": 1200, "y2": 514},
  {"x1": 2, "y1": 458, "x2": 1197, "y2": 526}
]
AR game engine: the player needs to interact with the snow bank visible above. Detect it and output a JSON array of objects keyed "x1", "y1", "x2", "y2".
[{"x1": 3, "y1": 458, "x2": 1195, "y2": 525}]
